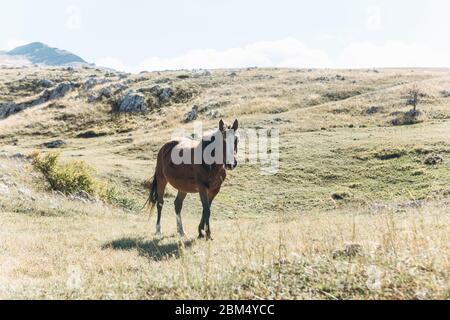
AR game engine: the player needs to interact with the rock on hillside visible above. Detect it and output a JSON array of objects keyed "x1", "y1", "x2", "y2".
[
  {"x1": 116, "y1": 92, "x2": 148, "y2": 113},
  {"x1": 0, "y1": 82, "x2": 75, "y2": 119},
  {"x1": 0, "y1": 102, "x2": 25, "y2": 119}
]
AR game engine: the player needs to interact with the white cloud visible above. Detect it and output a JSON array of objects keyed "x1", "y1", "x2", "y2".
[
  {"x1": 95, "y1": 57, "x2": 130, "y2": 72},
  {"x1": 96, "y1": 38, "x2": 450, "y2": 73},
  {"x1": 66, "y1": 5, "x2": 81, "y2": 31},
  {"x1": 139, "y1": 38, "x2": 332, "y2": 71},
  {"x1": 338, "y1": 41, "x2": 450, "y2": 68}
]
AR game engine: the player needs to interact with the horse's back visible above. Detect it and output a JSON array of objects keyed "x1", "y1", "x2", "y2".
[
  {"x1": 155, "y1": 138, "x2": 199, "y2": 193},
  {"x1": 171, "y1": 136, "x2": 201, "y2": 151}
]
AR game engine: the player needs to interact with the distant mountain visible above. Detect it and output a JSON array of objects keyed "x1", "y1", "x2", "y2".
[{"x1": 6, "y1": 42, "x2": 87, "y2": 66}]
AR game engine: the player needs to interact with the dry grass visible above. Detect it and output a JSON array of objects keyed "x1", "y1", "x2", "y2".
[
  {"x1": 0, "y1": 197, "x2": 448, "y2": 299},
  {"x1": 0, "y1": 67, "x2": 449, "y2": 299}
]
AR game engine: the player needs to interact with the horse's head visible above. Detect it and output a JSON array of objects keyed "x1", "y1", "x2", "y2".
[{"x1": 219, "y1": 119, "x2": 239, "y2": 170}]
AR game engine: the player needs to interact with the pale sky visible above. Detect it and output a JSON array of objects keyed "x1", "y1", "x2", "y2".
[{"x1": 1, "y1": 0, "x2": 449, "y2": 72}]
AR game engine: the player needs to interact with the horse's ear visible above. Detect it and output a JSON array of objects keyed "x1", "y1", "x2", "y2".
[
  {"x1": 232, "y1": 119, "x2": 239, "y2": 131},
  {"x1": 219, "y1": 120, "x2": 225, "y2": 131}
]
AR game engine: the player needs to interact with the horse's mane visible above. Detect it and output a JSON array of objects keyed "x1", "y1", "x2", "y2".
[
  {"x1": 201, "y1": 129, "x2": 220, "y2": 142},
  {"x1": 179, "y1": 129, "x2": 219, "y2": 142}
]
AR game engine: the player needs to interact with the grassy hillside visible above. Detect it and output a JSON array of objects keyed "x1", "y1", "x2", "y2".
[{"x1": 0, "y1": 67, "x2": 449, "y2": 299}]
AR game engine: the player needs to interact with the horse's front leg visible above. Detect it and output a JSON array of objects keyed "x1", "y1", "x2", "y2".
[
  {"x1": 174, "y1": 191, "x2": 187, "y2": 237},
  {"x1": 198, "y1": 188, "x2": 212, "y2": 240}
]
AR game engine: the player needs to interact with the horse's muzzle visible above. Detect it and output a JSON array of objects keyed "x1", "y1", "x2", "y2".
[{"x1": 225, "y1": 160, "x2": 238, "y2": 171}]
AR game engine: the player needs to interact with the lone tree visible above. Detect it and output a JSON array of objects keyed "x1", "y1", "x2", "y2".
[{"x1": 406, "y1": 85, "x2": 422, "y2": 113}]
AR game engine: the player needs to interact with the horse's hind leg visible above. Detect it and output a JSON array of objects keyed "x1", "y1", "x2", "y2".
[
  {"x1": 155, "y1": 178, "x2": 167, "y2": 236},
  {"x1": 174, "y1": 191, "x2": 187, "y2": 236}
]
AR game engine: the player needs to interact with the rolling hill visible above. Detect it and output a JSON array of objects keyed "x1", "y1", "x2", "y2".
[{"x1": 0, "y1": 66, "x2": 449, "y2": 299}]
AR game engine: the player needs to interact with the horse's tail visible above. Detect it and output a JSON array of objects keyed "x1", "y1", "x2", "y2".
[{"x1": 142, "y1": 174, "x2": 158, "y2": 216}]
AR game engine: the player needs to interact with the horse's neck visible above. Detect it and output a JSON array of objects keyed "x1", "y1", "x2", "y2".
[
  {"x1": 211, "y1": 163, "x2": 224, "y2": 172},
  {"x1": 199, "y1": 130, "x2": 225, "y2": 173},
  {"x1": 203, "y1": 163, "x2": 225, "y2": 181},
  {"x1": 200, "y1": 130, "x2": 219, "y2": 152},
  {"x1": 202, "y1": 129, "x2": 219, "y2": 142}
]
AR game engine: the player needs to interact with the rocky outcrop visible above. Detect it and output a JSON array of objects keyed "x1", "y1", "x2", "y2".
[
  {"x1": 138, "y1": 85, "x2": 174, "y2": 105},
  {"x1": 87, "y1": 87, "x2": 113, "y2": 102},
  {"x1": 38, "y1": 79, "x2": 54, "y2": 88},
  {"x1": 34, "y1": 82, "x2": 75, "y2": 105},
  {"x1": 42, "y1": 140, "x2": 67, "y2": 149},
  {"x1": 98, "y1": 87, "x2": 112, "y2": 99},
  {"x1": 185, "y1": 105, "x2": 199, "y2": 122},
  {"x1": 50, "y1": 82, "x2": 74, "y2": 99},
  {"x1": 0, "y1": 102, "x2": 27, "y2": 119},
  {"x1": 0, "y1": 82, "x2": 75, "y2": 119},
  {"x1": 199, "y1": 104, "x2": 224, "y2": 119},
  {"x1": 205, "y1": 109, "x2": 223, "y2": 119},
  {"x1": 192, "y1": 69, "x2": 212, "y2": 77},
  {"x1": 115, "y1": 91, "x2": 148, "y2": 113},
  {"x1": 159, "y1": 87, "x2": 174, "y2": 103},
  {"x1": 111, "y1": 82, "x2": 128, "y2": 93},
  {"x1": 83, "y1": 77, "x2": 111, "y2": 89}
]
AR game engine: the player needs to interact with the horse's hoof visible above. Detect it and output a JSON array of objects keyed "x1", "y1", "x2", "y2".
[
  {"x1": 177, "y1": 227, "x2": 186, "y2": 237},
  {"x1": 154, "y1": 232, "x2": 163, "y2": 238},
  {"x1": 198, "y1": 229, "x2": 206, "y2": 239}
]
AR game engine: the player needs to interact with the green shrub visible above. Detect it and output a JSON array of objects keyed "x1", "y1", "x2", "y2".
[
  {"x1": 31, "y1": 152, "x2": 96, "y2": 195},
  {"x1": 100, "y1": 185, "x2": 139, "y2": 211},
  {"x1": 31, "y1": 152, "x2": 139, "y2": 211},
  {"x1": 391, "y1": 110, "x2": 422, "y2": 126}
]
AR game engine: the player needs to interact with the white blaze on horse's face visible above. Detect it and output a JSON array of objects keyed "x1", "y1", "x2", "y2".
[
  {"x1": 225, "y1": 130, "x2": 235, "y2": 167},
  {"x1": 223, "y1": 120, "x2": 239, "y2": 170}
]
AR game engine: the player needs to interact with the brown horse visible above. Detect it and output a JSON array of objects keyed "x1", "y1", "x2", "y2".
[{"x1": 146, "y1": 120, "x2": 239, "y2": 240}]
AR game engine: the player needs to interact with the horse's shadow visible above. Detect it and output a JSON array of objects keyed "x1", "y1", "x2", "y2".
[{"x1": 102, "y1": 237, "x2": 195, "y2": 262}]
